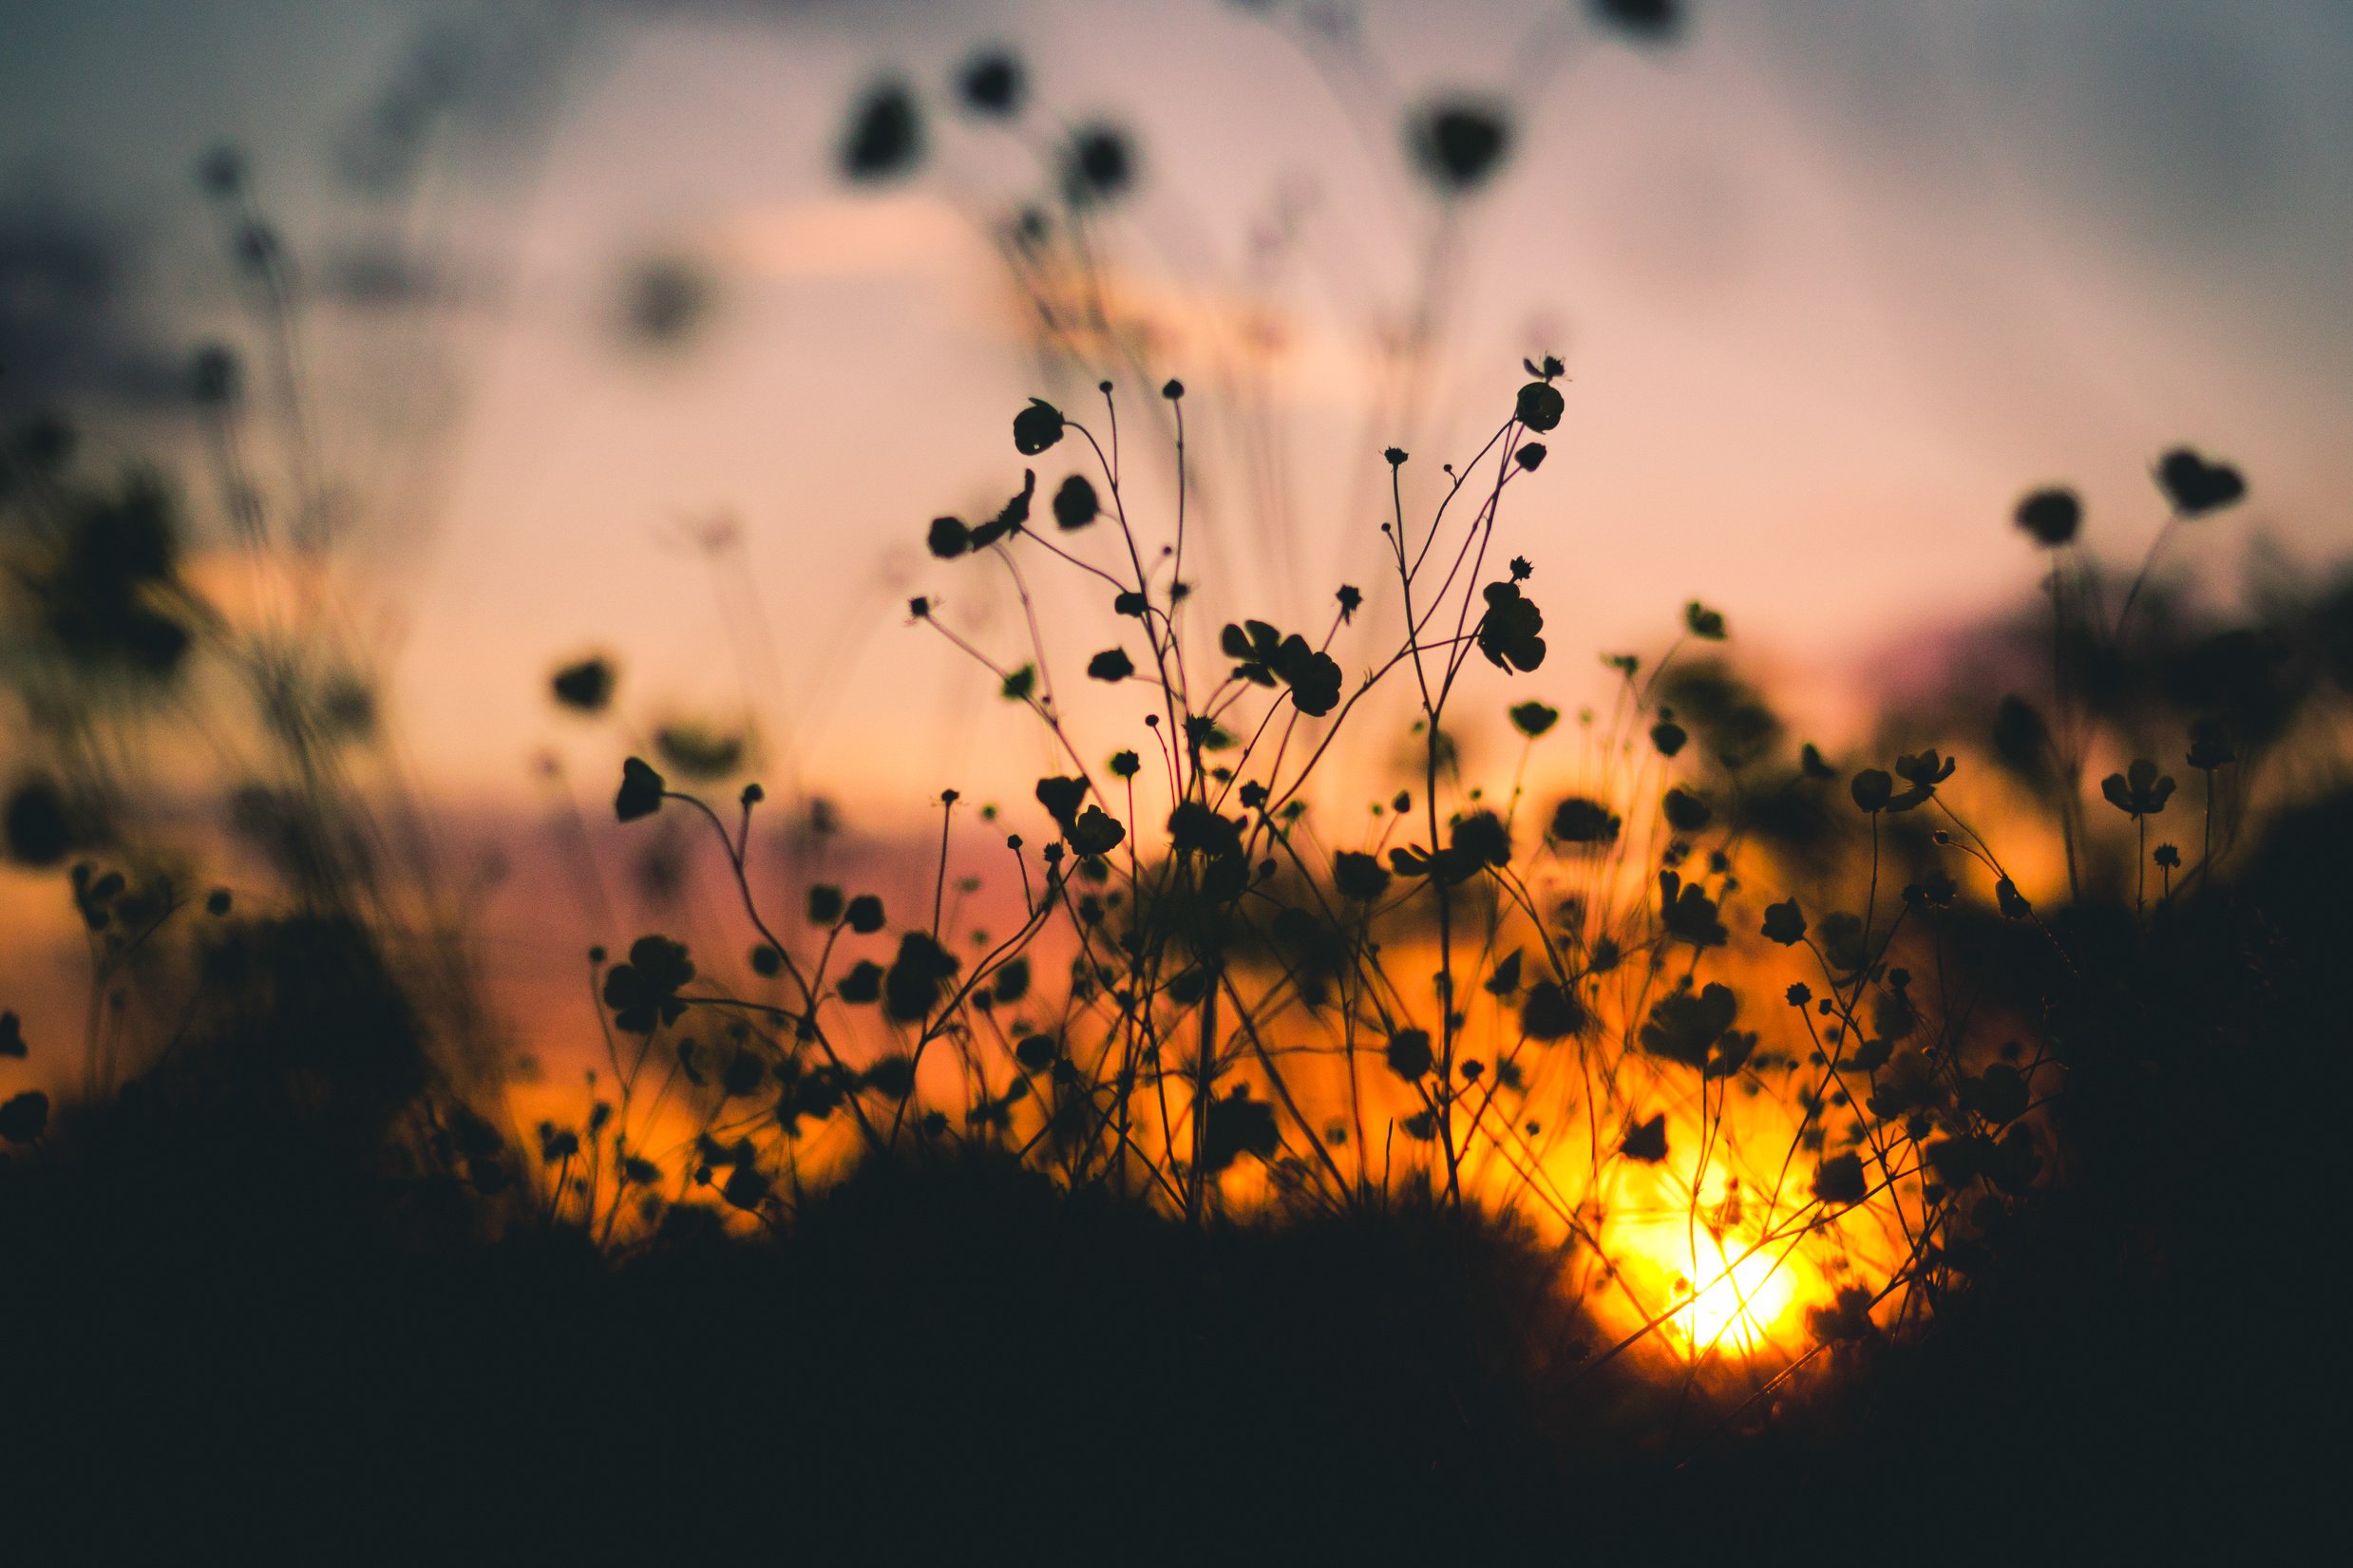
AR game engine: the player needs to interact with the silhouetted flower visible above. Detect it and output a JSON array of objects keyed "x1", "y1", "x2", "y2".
[
  {"x1": 1509, "y1": 702, "x2": 1558, "y2": 738},
  {"x1": 189, "y1": 344, "x2": 241, "y2": 406},
  {"x1": 841, "y1": 81, "x2": 922, "y2": 179},
  {"x1": 1591, "y1": 0, "x2": 1683, "y2": 44},
  {"x1": 1620, "y1": 1113, "x2": 1667, "y2": 1163},
  {"x1": 551, "y1": 655, "x2": 616, "y2": 714},
  {"x1": 2154, "y1": 447, "x2": 2246, "y2": 517},
  {"x1": 1522, "y1": 981, "x2": 1584, "y2": 1040},
  {"x1": 1014, "y1": 398, "x2": 1065, "y2": 455},
  {"x1": 1812, "y1": 1152, "x2": 1866, "y2": 1206},
  {"x1": 2015, "y1": 487, "x2": 2080, "y2": 546},
  {"x1": 1475, "y1": 582, "x2": 1547, "y2": 672},
  {"x1": 5, "y1": 779, "x2": 72, "y2": 866},
  {"x1": 616, "y1": 758, "x2": 665, "y2": 822},
  {"x1": 0, "y1": 1090, "x2": 47, "y2": 1144},
  {"x1": 1385, "y1": 1028, "x2": 1433, "y2": 1079},
  {"x1": 1514, "y1": 381, "x2": 1563, "y2": 432},
  {"x1": 1549, "y1": 796, "x2": 1621, "y2": 846},
  {"x1": 1062, "y1": 123, "x2": 1136, "y2": 205},
  {"x1": 1409, "y1": 99, "x2": 1512, "y2": 194},
  {"x1": 2187, "y1": 717, "x2": 2236, "y2": 771},
  {"x1": 1640, "y1": 982, "x2": 1737, "y2": 1067},
  {"x1": 2100, "y1": 759, "x2": 2175, "y2": 818},
  {"x1": 602, "y1": 935, "x2": 694, "y2": 1033},
  {"x1": 1762, "y1": 897, "x2": 1806, "y2": 946},
  {"x1": 956, "y1": 48, "x2": 1025, "y2": 117},
  {"x1": 1662, "y1": 787, "x2": 1711, "y2": 833}
]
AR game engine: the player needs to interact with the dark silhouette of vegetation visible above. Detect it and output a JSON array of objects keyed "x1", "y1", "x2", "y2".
[{"x1": 0, "y1": 3, "x2": 2338, "y2": 1555}]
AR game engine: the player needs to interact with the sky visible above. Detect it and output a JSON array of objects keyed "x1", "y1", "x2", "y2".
[{"x1": 5, "y1": 0, "x2": 2352, "y2": 825}]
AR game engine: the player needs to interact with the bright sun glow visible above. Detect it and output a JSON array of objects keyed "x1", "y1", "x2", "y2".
[{"x1": 1669, "y1": 1230, "x2": 1799, "y2": 1354}]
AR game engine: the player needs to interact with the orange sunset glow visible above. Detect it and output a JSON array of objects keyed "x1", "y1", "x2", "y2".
[{"x1": 1, "y1": 1, "x2": 2343, "y2": 1558}]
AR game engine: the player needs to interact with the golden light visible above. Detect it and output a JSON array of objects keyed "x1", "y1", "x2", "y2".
[
  {"x1": 1582, "y1": 1161, "x2": 1830, "y2": 1362},
  {"x1": 1665, "y1": 1228, "x2": 1800, "y2": 1355}
]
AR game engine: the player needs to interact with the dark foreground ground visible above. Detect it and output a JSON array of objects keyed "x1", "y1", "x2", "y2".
[{"x1": 5, "y1": 799, "x2": 2344, "y2": 1562}]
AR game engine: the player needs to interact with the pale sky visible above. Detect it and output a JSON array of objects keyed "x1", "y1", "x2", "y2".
[{"x1": 6, "y1": 0, "x2": 2351, "y2": 822}]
